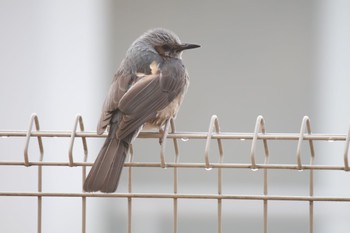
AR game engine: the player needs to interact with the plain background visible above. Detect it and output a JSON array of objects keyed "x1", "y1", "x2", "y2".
[{"x1": 1, "y1": 0, "x2": 350, "y2": 232}]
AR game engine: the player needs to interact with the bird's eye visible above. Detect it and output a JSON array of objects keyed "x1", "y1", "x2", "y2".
[
  {"x1": 154, "y1": 44, "x2": 172, "y2": 56},
  {"x1": 162, "y1": 44, "x2": 171, "y2": 51}
]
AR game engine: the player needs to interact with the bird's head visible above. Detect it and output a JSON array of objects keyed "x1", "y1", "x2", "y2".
[{"x1": 141, "y1": 28, "x2": 200, "y2": 59}]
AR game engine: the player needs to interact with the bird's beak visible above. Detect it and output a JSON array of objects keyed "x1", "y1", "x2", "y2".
[{"x1": 177, "y1": 43, "x2": 201, "y2": 51}]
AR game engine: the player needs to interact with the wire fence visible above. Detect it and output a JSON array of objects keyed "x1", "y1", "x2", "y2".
[{"x1": 1, "y1": 113, "x2": 350, "y2": 233}]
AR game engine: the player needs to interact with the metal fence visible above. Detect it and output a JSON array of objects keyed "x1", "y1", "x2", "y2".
[{"x1": 1, "y1": 113, "x2": 350, "y2": 233}]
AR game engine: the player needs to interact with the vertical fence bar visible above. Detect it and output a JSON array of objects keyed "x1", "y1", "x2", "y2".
[
  {"x1": 216, "y1": 123, "x2": 223, "y2": 233},
  {"x1": 170, "y1": 119, "x2": 179, "y2": 233},
  {"x1": 37, "y1": 117, "x2": 44, "y2": 233},
  {"x1": 202, "y1": 115, "x2": 224, "y2": 232},
  {"x1": 82, "y1": 168, "x2": 87, "y2": 233},
  {"x1": 296, "y1": 116, "x2": 315, "y2": 233},
  {"x1": 309, "y1": 156, "x2": 314, "y2": 233},
  {"x1": 67, "y1": 115, "x2": 89, "y2": 233},
  {"x1": 81, "y1": 143, "x2": 87, "y2": 233},
  {"x1": 173, "y1": 162, "x2": 178, "y2": 233},
  {"x1": 263, "y1": 158, "x2": 268, "y2": 233},
  {"x1": 23, "y1": 114, "x2": 44, "y2": 233},
  {"x1": 128, "y1": 145, "x2": 134, "y2": 233},
  {"x1": 343, "y1": 121, "x2": 350, "y2": 171},
  {"x1": 205, "y1": 115, "x2": 224, "y2": 233},
  {"x1": 38, "y1": 153, "x2": 43, "y2": 233},
  {"x1": 307, "y1": 118, "x2": 315, "y2": 233},
  {"x1": 217, "y1": 151, "x2": 223, "y2": 233},
  {"x1": 249, "y1": 116, "x2": 269, "y2": 233}
]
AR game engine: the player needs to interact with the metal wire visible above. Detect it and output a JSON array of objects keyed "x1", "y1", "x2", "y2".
[{"x1": 1, "y1": 113, "x2": 350, "y2": 233}]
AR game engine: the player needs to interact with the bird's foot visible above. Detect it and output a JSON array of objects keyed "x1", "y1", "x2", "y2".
[{"x1": 159, "y1": 128, "x2": 165, "y2": 144}]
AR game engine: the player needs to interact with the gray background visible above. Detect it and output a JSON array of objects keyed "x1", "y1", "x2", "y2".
[{"x1": 1, "y1": 0, "x2": 350, "y2": 232}]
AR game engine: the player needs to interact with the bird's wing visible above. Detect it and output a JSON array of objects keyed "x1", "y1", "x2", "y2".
[
  {"x1": 96, "y1": 53, "x2": 161, "y2": 135},
  {"x1": 116, "y1": 64, "x2": 187, "y2": 139},
  {"x1": 96, "y1": 72, "x2": 136, "y2": 135}
]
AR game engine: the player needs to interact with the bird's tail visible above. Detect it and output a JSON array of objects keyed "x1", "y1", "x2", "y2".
[{"x1": 83, "y1": 113, "x2": 129, "y2": 193}]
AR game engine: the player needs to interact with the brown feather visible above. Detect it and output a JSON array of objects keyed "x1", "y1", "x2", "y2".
[
  {"x1": 84, "y1": 113, "x2": 129, "y2": 192},
  {"x1": 86, "y1": 28, "x2": 198, "y2": 192}
]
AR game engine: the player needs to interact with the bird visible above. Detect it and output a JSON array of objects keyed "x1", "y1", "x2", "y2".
[{"x1": 83, "y1": 28, "x2": 200, "y2": 193}]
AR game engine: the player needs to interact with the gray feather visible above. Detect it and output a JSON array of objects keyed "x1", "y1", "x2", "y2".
[{"x1": 86, "y1": 28, "x2": 198, "y2": 193}]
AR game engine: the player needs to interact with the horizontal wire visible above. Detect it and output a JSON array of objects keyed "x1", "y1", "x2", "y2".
[
  {"x1": 0, "y1": 161, "x2": 348, "y2": 171},
  {"x1": 1, "y1": 191, "x2": 350, "y2": 202},
  {"x1": 0, "y1": 130, "x2": 347, "y2": 141}
]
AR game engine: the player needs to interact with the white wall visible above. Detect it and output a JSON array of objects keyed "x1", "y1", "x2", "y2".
[{"x1": 314, "y1": 0, "x2": 350, "y2": 232}]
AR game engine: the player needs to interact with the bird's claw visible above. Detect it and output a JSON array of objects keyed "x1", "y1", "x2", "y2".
[{"x1": 159, "y1": 128, "x2": 165, "y2": 144}]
